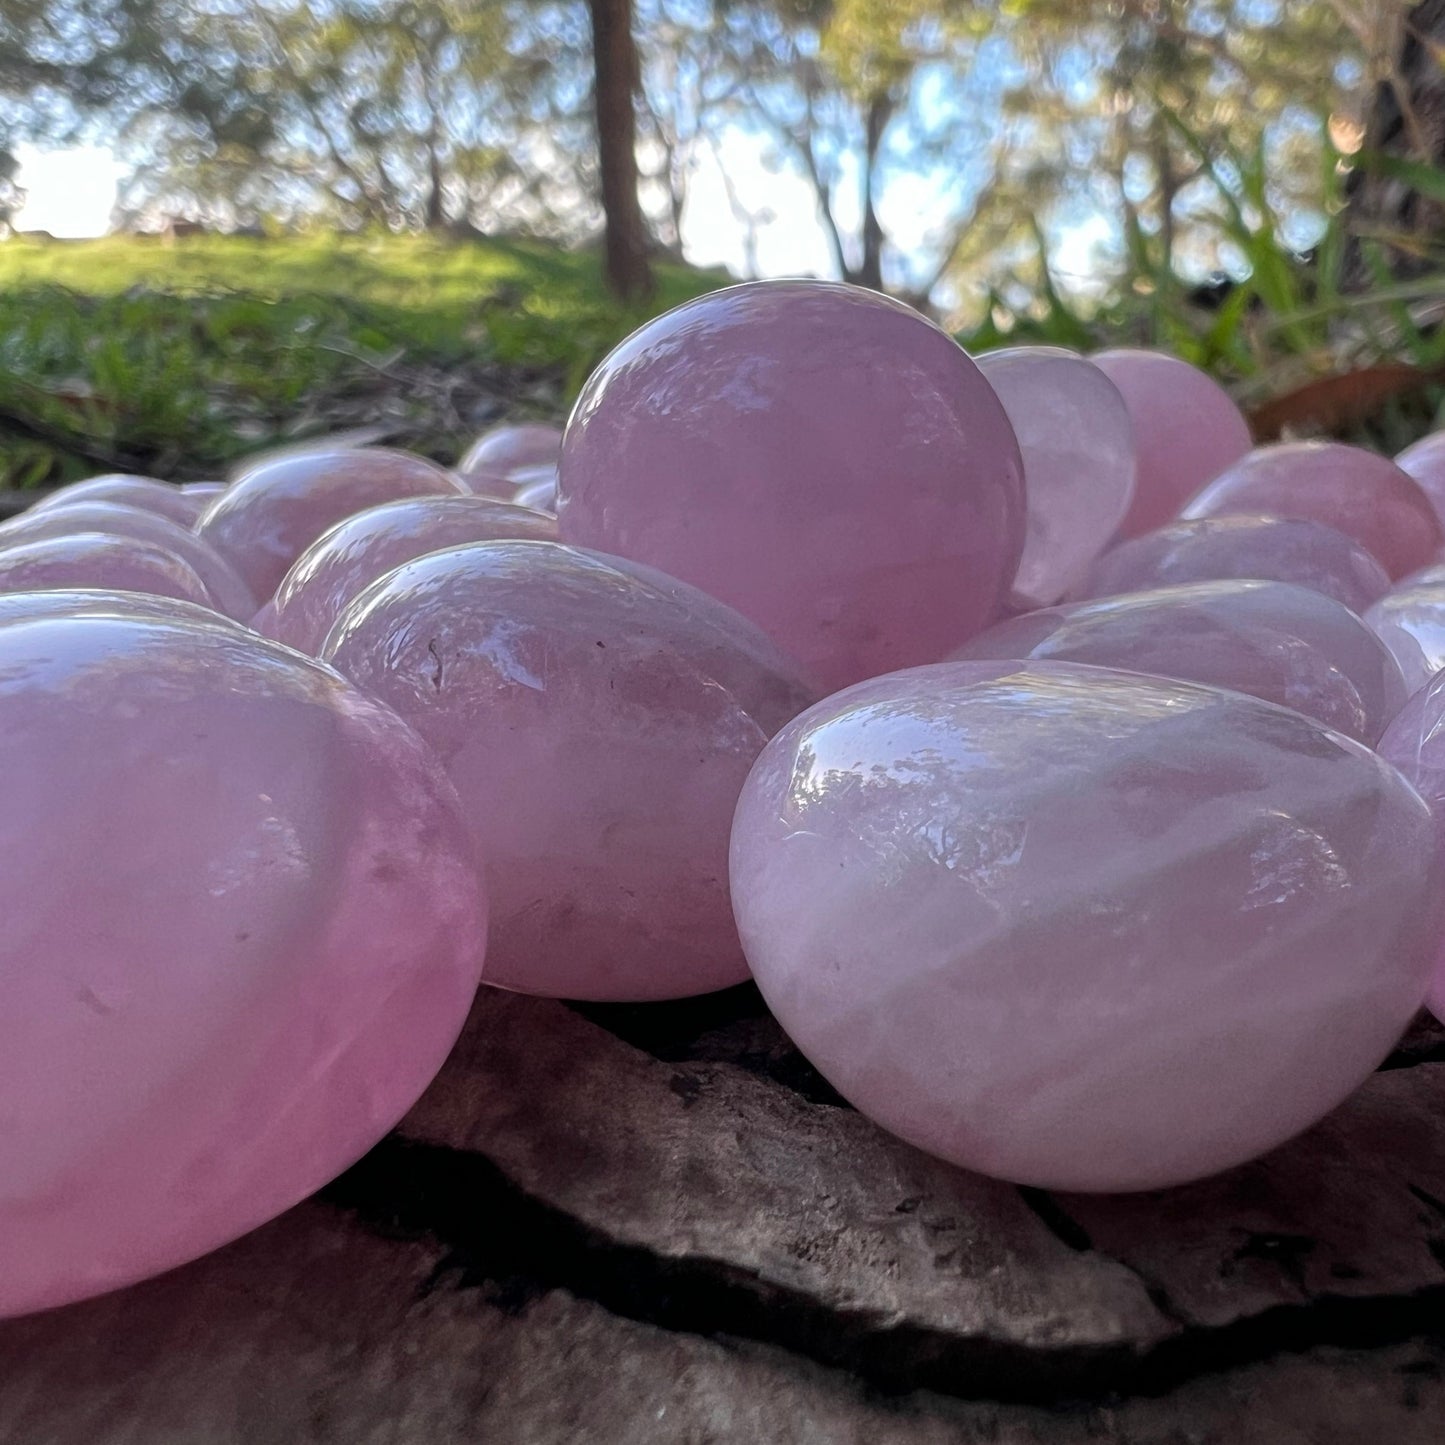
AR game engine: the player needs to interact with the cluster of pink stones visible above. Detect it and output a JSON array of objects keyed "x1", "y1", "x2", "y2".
[{"x1": 3, "y1": 279, "x2": 1445, "y2": 1318}]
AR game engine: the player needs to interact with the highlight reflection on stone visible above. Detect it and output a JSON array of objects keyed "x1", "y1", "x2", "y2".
[
  {"x1": 1364, "y1": 584, "x2": 1445, "y2": 696},
  {"x1": 731, "y1": 659, "x2": 1439, "y2": 1192},
  {"x1": 0, "y1": 532, "x2": 219, "y2": 609},
  {"x1": 457, "y1": 423, "x2": 563, "y2": 483},
  {"x1": 35, "y1": 475, "x2": 202, "y2": 527},
  {"x1": 1396, "y1": 430, "x2": 1445, "y2": 529}
]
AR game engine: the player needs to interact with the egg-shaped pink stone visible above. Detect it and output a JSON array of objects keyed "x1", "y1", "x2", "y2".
[
  {"x1": 181, "y1": 481, "x2": 227, "y2": 497},
  {"x1": 1396, "y1": 431, "x2": 1445, "y2": 528},
  {"x1": 197, "y1": 448, "x2": 466, "y2": 602},
  {"x1": 1077, "y1": 515, "x2": 1392, "y2": 614},
  {"x1": 0, "y1": 502, "x2": 257, "y2": 619},
  {"x1": 0, "y1": 614, "x2": 486, "y2": 1317},
  {"x1": 1364, "y1": 584, "x2": 1445, "y2": 695},
  {"x1": 558, "y1": 280, "x2": 1025, "y2": 692},
  {"x1": 731, "y1": 660, "x2": 1439, "y2": 1192},
  {"x1": 0, "y1": 532, "x2": 219, "y2": 608},
  {"x1": 954, "y1": 579, "x2": 1406, "y2": 744},
  {"x1": 1181, "y1": 442, "x2": 1441, "y2": 580},
  {"x1": 35, "y1": 475, "x2": 201, "y2": 527},
  {"x1": 975, "y1": 346, "x2": 1136, "y2": 606},
  {"x1": 1091, "y1": 350, "x2": 1252, "y2": 538},
  {"x1": 511, "y1": 468, "x2": 558, "y2": 515},
  {"x1": 324, "y1": 540, "x2": 814, "y2": 1000},
  {"x1": 268, "y1": 496, "x2": 558, "y2": 654},
  {"x1": 457, "y1": 423, "x2": 563, "y2": 481},
  {"x1": 0, "y1": 589, "x2": 249, "y2": 632}
]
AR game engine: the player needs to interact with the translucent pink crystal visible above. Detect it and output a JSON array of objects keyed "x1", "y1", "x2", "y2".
[
  {"x1": 34, "y1": 475, "x2": 201, "y2": 527},
  {"x1": 1364, "y1": 584, "x2": 1445, "y2": 695},
  {"x1": 510, "y1": 468, "x2": 558, "y2": 514},
  {"x1": 953, "y1": 580, "x2": 1405, "y2": 744},
  {"x1": 1077, "y1": 515, "x2": 1392, "y2": 614},
  {"x1": 181, "y1": 482, "x2": 227, "y2": 498},
  {"x1": 1377, "y1": 676, "x2": 1445, "y2": 1021},
  {"x1": 0, "y1": 501, "x2": 257, "y2": 619},
  {"x1": 324, "y1": 539, "x2": 814, "y2": 1000},
  {"x1": 731, "y1": 659, "x2": 1439, "y2": 1192},
  {"x1": 558, "y1": 280, "x2": 1025, "y2": 692},
  {"x1": 975, "y1": 346, "x2": 1136, "y2": 606},
  {"x1": 457, "y1": 423, "x2": 562, "y2": 481},
  {"x1": 196, "y1": 447, "x2": 466, "y2": 602},
  {"x1": 0, "y1": 532, "x2": 218, "y2": 608},
  {"x1": 1396, "y1": 430, "x2": 1445, "y2": 527},
  {"x1": 0, "y1": 613, "x2": 486, "y2": 1317},
  {"x1": 1091, "y1": 349, "x2": 1252, "y2": 538},
  {"x1": 0, "y1": 589, "x2": 248, "y2": 631},
  {"x1": 267, "y1": 495, "x2": 558, "y2": 654},
  {"x1": 1181, "y1": 442, "x2": 1441, "y2": 580}
]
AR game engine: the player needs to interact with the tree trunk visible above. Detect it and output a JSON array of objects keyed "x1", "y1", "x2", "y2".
[
  {"x1": 589, "y1": 0, "x2": 653, "y2": 301},
  {"x1": 856, "y1": 92, "x2": 893, "y2": 293}
]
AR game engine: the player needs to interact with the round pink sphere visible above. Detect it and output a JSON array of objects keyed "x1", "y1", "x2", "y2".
[
  {"x1": 1396, "y1": 431, "x2": 1445, "y2": 528},
  {"x1": 197, "y1": 448, "x2": 466, "y2": 602},
  {"x1": 975, "y1": 346, "x2": 1136, "y2": 606},
  {"x1": 457, "y1": 423, "x2": 563, "y2": 482},
  {"x1": 268, "y1": 495, "x2": 558, "y2": 654},
  {"x1": 1364, "y1": 584, "x2": 1445, "y2": 695},
  {"x1": 1181, "y1": 442, "x2": 1442, "y2": 580},
  {"x1": 324, "y1": 540, "x2": 815, "y2": 1000},
  {"x1": 557, "y1": 280, "x2": 1026, "y2": 693},
  {"x1": 511, "y1": 469, "x2": 558, "y2": 515},
  {"x1": 180, "y1": 481, "x2": 228, "y2": 500},
  {"x1": 0, "y1": 588, "x2": 249, "y2": 632},
  {"x1": 1076, "y1": 515, "x2": 1392, "y2": 615},
  {"x1": 0, "y1": 502, "x2": 257, "y2": 619},
  {"x1": 0, "y1": 614, "x2": 486, "y2": 1317},
  {"x1": 0, "y1": 532, "x2": 219, "y2": 609},
  {"x1": 35, "y1": 475, "x2": 201, "y2": 527},
  {"x1": 954, "y1": 579, "x2": 1406, "y2": 744},
  {"x1": 1091, "y1": 350, "x2": 1252, "y2": 538},
  {"x1": 731, "y1": 660, "x2": 1439, "y2": 1192},
  {"x1": 1378, "y1": 675, "x2": 1445, "y2": 1021}
]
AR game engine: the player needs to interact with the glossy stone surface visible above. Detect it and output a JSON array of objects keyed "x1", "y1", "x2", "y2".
[
  {"x1": 0, "y1": 589, "x2": 250, "y2": 632},
  {"x1": 0, "y1": 614, "x2": 486, "y2": 1317},
  {"x1": 197, "y1": 448, "x2": 466, "y2": 602},
  {"x1": 731, "y1": 660, "x2": 1438, "y2": 1192},
  {"x1": 1181, "y1": 442, "x2": 1441, "y2": 580},
  {"x1": 180, "y1": 482, "x2": 227, "y2": 500},
  {"x1": 0, "y1": 533, "x2": 219, "y2": 609},
  {"x1": 457, "y1": 423, "x2": 562, "y2": 482},
  {"x1": 955, "y1": 579, "x2": 1406, "y2": 744},
  {"x1": 975, "y1": 346, "x2": 1136, "y2": 606},
  {"x1": 34, "y1": 475, "x2": 201, "y2": 527},
  {"x1": 510, "y1": 468, "x2": 558, "y2": 515},
  {"x1": 324, "y1": 539, "x2": 814, "y2": 1000},
  {"x1": 1377, "y1": 676, "x2": 1445, "y2": 1020},
  {"x1": 558, "y1": 280, "x2": 1025, "y2": 692},
  {"x1": 1364, "y1": 584, "x2": 1445, "y2": 695},
  {"x1": 1396, "y1": 430, "x2": 1445, "y2": 528},
  {"x1": 266, "y1": 496, "x2": 558, "y2": 654},
  {"x1": 1091, "y1": 350, "x2": 1252, "y2": 538},
  {"x1": 1077, "y1": 515, "x2": 1392, "y2": 614},
  {"x1": 0, "y1": 502, "x2": 257, "y2": 620}
]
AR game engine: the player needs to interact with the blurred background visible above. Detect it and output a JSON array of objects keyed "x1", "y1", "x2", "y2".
[{"x1": 0, "y1": 0, "x2": 1441, "y2": 485}]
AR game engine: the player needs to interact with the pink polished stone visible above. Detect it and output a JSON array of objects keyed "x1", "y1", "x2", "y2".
[
  {"x1": 457, "y1": 423, "x2": 563, "y2": 482},
  {"x1": 0, "y1": 613, "x2": 486, "y2": 1317},
  {"x1": 1378, "y1": 676, "x2": 1445, "y2": 1021},
  {"x1": 954, "y1": 579, "x2": 1405, "y2": 744},
  {"x1": 180, "y1": 481, "x2": 228, "y2": 500},
  {"x1": 1091, "y1": 349, "x2": 1252, "y2": 538},
  {"x1": 267, "y1": 495, "x2": 558, "y2": 654},
  {"x1": 324, "y1": 539, "x2": 815, "y2": 1000},
  {"x1": 1181, "y1": 442, "x2": 1441, "y2": 580},
  {"x1": 1364, "y1": 584, "x2": 1445, "y2": 695},
  {"x1": 1077, "y1": 514, "x2": 1392, "y2": 614},
  {"x1": 511, "y1": 472, "x2": 557, "y2": 514},
  {"x1": 0, "y1": 588, "x2": 249, "y2": 632},
  {"x1": 1396, "y1": 430, "x2": 1445, "y2": 528},
  {"x1": 975, "y1": 346, "x2": 1136, "y2": 606},
  {"x1": 558, "y1": 280, "x2": 1025, "y2": 693},
  {"x1": 197, "y1": 447, "x2": 466, "y2": 602},
  {"x1": 0, "y1": 502, "x2": 257, "y2": 619},
  {"x1": 731, "y1": 659, "x2": 1438, "y2": 1192},
  {"x1": 35, "y1": 475, "x2": 201, "y2": 527},
  {"x1": 0, "y1": 532, "x2": 219, "y2": 609}
]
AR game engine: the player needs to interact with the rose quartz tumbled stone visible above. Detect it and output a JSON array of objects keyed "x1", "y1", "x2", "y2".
[
  {"x1": 181, "y1": 482, "x2": 228, "y2": 499},
  {"x1": 954, "y1": 579, "x2": 1406, "y2": 744},
  {"x1": 1181, "y1": 442, "x2": 1441, "y2": 580},
  {"x1": 1364, "y1": 584, "x2": 1445, "y2": 695},
  {"x1": 1396, "y1": 431, "x2": 1445, "y2": 528},
  {"x1": 1091, "y1": 349, "x2": 1252, "y2": 538},
  {"x1": 0, "y1": 588, "x2": 249, "y2": 632},
  {"x1": 324, "y1": 539, "x2": 814, "y2": 1000},
  {"x1": 35, "y1": 475, "x2": 201, "y2": 527},
  {"x1": 0, "y1": 532, "x2": 219, "y2": 608},
  {"x1": 1077, "y1": 515, "x2": 1392, "y2": 615},
  {"x1": 267, "y1": 495, "x2": 558, "y2": 654},
  {"x1": 197, "y1": 447, "x2": 466, "y2": 602},
  {"x1": 558, "y1": 280, "x2": 1025, "y2": 692},
  {"x1": 457, "y1": 423, "x2": 562, "y2": 482},
  {"x1": 0, "y1": 613, "x2": 486, "y2": 1317},
  {"x1": 1378, "y1": 676, "x2": 1445, "y2": 1021},
  {"x1": 0, "y1": 502, "x2": 257, "y2": 619},
  {"x1": 731, "y1": 660, "x2": 1439, "y2": 1192},
  {"x1": 975, "y1": 347, "x2": 1135, "y2": 606},
  {"x1": 511, "y1": 470, "x2": 558, "y2": 514}
]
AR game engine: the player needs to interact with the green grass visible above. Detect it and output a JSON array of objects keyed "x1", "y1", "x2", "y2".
[{"x1": 0, "y1": 232, "x2": 725, "y2": 487}]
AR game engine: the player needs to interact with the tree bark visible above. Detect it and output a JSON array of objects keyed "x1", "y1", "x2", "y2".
[
  {"x1": 856, "y1": 92, "x2": 893, "y2": 292},
  {"x1": 589, "y1": 0, "x2": 653, "y2": 301}
]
